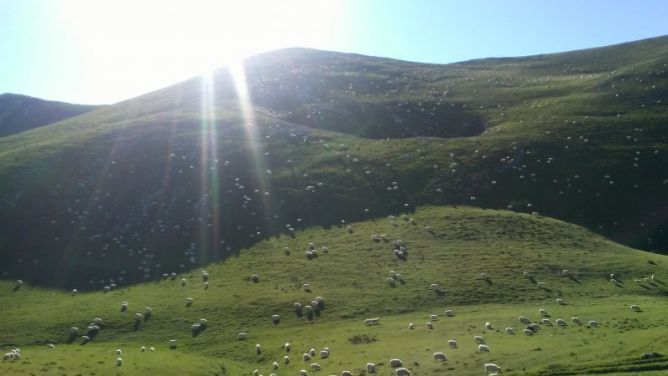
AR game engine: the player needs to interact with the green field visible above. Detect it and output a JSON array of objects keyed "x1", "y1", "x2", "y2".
[{"x1": 2, "y1": 206, "x2": 666, "y2": 375}]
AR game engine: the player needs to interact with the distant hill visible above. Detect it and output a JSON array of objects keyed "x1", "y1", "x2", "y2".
[
  {"x1": 0, "y1": 35, "x2": 666, "y2": 288},
  {"x1": 0, "y1": 93, "x2": 100, "y2": 136}
]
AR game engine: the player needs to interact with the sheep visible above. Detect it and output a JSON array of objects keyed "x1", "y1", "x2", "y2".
[
  {"x1": 484, "y1": 363, "x2": 501, "y2": 374},
  {"x1": 478, "y1": 344, "x2": 490, "y2": 352},
  {"x1": 283, "y1": 355, "x2": 290, "y2": 364},
  {"x1": 433, "y1": 352, "x2": 447, "y2": 361},
  {"x1": 395, "y1": 367, "x2": 411, "y2": 376},
  {"x1": 191, "y1": 326, "x2": 202, "y2": 340},
  {"x1": 149, "y1": 347, "x2": 155, "y2": 352},
  {"x1": 294, "y1": 302, "x2": 304, "y2": 317},
  {"x1": 541, "y1": 318, "x2": 552, "y2": 326},
  {"x1": 256, "y1": 344, "x2": 262, "y2": 355},
  {"x1": 630, "y1": 304, "x2": 641, "y2": 312},
  {"x1": 303, "y1": 283, "x2": 311, "y2": 292},
  {"x1": 473, "y1": 335, "x2": 485, "y2": 344},
  {"x1": 116, "y1": 357, "x2": 123, "y2": 366},
  {"x1": 426, "y1": 321, "x2": 434, "y2": 329},
  {"x1": 389, "y1": 358, "x2": 403, "y2": 367},
  {"x1": 562, "y1": 269, "x2": 569, "y2": 276},
  {"x1": 341, "y1": 371, "x2": 353, "y2": 376},
  {"x1": 430, "y1": 283, "x2": 440, "y2": 290},
  {"x1": 448, "y1": 339, "x2": 457, "y2": 348},
  {"x1": 572, "y1": 316, "x2": 582, "y2": 325},
  {"x1": 144, "y1": 307, "x2": 152, "y2": 320},
  {"x1": 445, "y1": 309, "x2": 455, "y2": 317},
  {"x1": 272, "y1": 361, "x2": 279, "y2": 370},
  {"x1": 320, "y1": 350, "x2": 329, "y2": 358},
  {"x1": 181, "y1": 278, "x2": 187, "y2": 287},
  {"x1": 309, "y1": 348, "x2": 316, "y2": 356},
  {"x1": 283, "y1": 342, "x2": 291, "y2": 352},
  {"x1": 71, "y1": 288, "x2": 78, "y2": 296},
  {"x1": 505, "y1": 327, "x2": 515, "y2": 334},
  {"x1": 299, "y1": 370, "x2": 308, "y2": 376},
  {"x1": 169, "y1": 339, "x2": 177, "y2": 349},
  {"x1": 140, "y1": 346, "x2": 146, "y2": 352},
  {"x1": 408, "y1": 322, "x2": 415, "y2": 330},
  {"x1": 539, "y1": 308, "x2": 548, "y2": 316},
  {"x1": 484, "y1": 322, "x2": 493, "y2": 330},
  {"x1": 201, "y1": 271, "x2": 209, "y2": 282},
  {"x1": 272, "y1": 314, "x2": 280, "y2": 325},
  {"x1": 387, "y1": 277, "x2": 397, "y2": 287},
  {"x1": 204, "y1": 281, "x2": 209, "y2": 290},
  {"x1": 429, "y1": 314, "x2": 439, "y2": 321},
  {"x1": 556, "y1": 298, "x2": 566, "y2": 305},
  {"x1": 237, "y1": 332, "x2": 248, "y2": 340},
  {"x1": 185, "y1": 297, "x2": 194, "y2": 307},
  {"x1": 80, "y1": 335, "x2": 90, "y2": 344},
  {"x1": 309, "y1": 363, "x2": 321, "y2": 371},
  {"x1": 519, "y1": 316, "x2": 531, "y2": 324},
  {"x1": 116, "y1": 349, "x2": 122, "y2": 356},
  {"x1": 15, "y1": 279, "x2": 23, "y2": 289},
  {"x1": 252, "y1": 370, "x2": 259, "y2": 376},
  {"x1": 366, "y1": 362, "x2": 376, "y2": 373},
  {"x1": 134, "y1": 312, "x2": 143, "y2": 322},
  {"x1": 47, "y1": 343, "x2": 55, "y2": 349},
  {"x1": 364, "y1": 317, "x2": 381, "y2": 326},
  {"x1": 480, "y1": 272, "x2": 488, "y2": 279},
  {"x1": 523, "y1": 328, "x2": 534, "y2": 336},
  {"x1": 303, "y1": 353, "x2": 311, "y2": 361},
  {"x1": 556, "y1": 319, "x2": 567, "y2": 326},
  {"x1": 250, "y1": 274, "x2": 259, "y2": 283},
  {"x1": 527, "y1": 323, "x2": 541, "y2": 332},
  {"x1": 588, "y1": 320, "x2": 598, "y2": 328}
]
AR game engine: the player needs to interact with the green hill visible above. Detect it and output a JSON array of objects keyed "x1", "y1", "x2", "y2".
[
  {"x1": 0, "y1": 93, "x2": 100, "y2": 137},
  {"x1": 1, "y1": 206, "x2": 667, "y2": 375},
  {"x1": 0, "y1": 36, "x2": 667, "y2": 289}
]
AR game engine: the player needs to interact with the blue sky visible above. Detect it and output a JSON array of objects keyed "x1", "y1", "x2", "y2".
[{"x1": 1, "y1": 0, "x2": 667, "y2": 104}]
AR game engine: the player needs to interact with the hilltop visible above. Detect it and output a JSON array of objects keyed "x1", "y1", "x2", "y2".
[
  {"x1": 0, "y1": 36, "x2": 667, "y2": 288},
  {"x1": 0, "y1": 93, "x2": 100, "y2": 137},
  {"x1": 1, "y1": 206, "x2": 667, "y2": 375}
]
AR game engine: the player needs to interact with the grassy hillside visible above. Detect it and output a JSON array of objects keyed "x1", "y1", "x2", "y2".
[
  {"x1": 1, "y1": 206, "x2": 667, "y2": 375},
  {"x1": 0, "y1": 93, "x2": 100, "y2": 137},
  {"x1": 0, "y1": 36, "x2": 667, "y2": 288}
]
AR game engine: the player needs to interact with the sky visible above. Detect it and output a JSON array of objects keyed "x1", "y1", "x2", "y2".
[{"x1": 1, "y1": 0, "x2": 667, "y2": 104}]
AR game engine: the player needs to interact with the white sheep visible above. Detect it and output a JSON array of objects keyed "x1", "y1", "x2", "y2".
[
  {"x1": 556, "y1": 319, "x2": 567, "y2": 326},
  {"x1": 433, "y1": 352, "x2": 447, "y2": 361},
  {"x1": 303, "y1": 353, "x2": 311, "y2": 361},
  {"x1": 473, "y1": 335, "x2": 485, "y2": 344},
  {"x1": 116, "y1": 349, "x2": 122, "y2": 356},
  {"x1": 444, "y1": 309, "x2": 455, "y2": 317},
  {"x1": 169, "y1": 339, "x2": 177, "y2": 349},
  {"x1": 272, "y1": 361, "x2": 279, "y2": 370},
  {"x1": 426, "y1": 321, "x2": 434, "y2": 329},
  {"x1": 309, "y1": 348, "x2": 316, "y2": 356},
  {"x1": 272, "y1": 314, "x2": 280, "y2": 324},
  {"x1": 149, "y1": 347, "x2": 155, "y2": 352},
  {"x1": 341, "y1": 371, "x2": 353, "y2": 376},
  {"x1": 589, "y1": 320, "x2": 598, "y2": 328},
  {"x1": 283, "y1": 355, "x2": 290, "y2": 364},
  {"x1": 484, "y1": 322, "x2": 492, "y2": 330},
  {"x1": 572, "y1": 317, "x2": 582, "y2": 325},
  {"x1": 395, "y1": 368, "x2": 410, "y2": 376},
  {"x1": 630, "y1": 304, "x2": 641, "y2": 312},
  {"x1": 429, "y1": 314, "x2": 439, "y2": 321},
  {"x1": 309, "y1": 363, "x2": 321, "y2": 371},
  {"x1": 299, "y1": 370, "x2": 308, "y2": 376},
  {"x1": 185, "y1": 297, "x2": 194, "y2": 307},
  {"x1": 255, "y1": 344, "x2": 262, "y2": 355},
  {"x1": 523, "y1": 328, "x2": 534, "y2": 336},
  {"x1": 237, "y1": 332, "x2": 248, "y2": 340},
  {"x1": 478, "y1": 344, "x2": 490, "y2": 352},
  {"x1": 283, "y1": 342, "x2": 291, "y2": 352},
  {"x1": 364, "y1": 317, "x2": 380, "y2": 326},
  {"x1": 505, "y1": 327, "x2": 515, "y2": 334},
  {"x1": 366, "y1": 362, "x2": 376, "y2": 373},
  {"x1": 539, "y1": 308, "x2": 548, "y2": 316},
  {"x1": 519, "y1": 316, "x2": 531, "y2": 324},
  {"x1": 541, "y1": 319, "x2": 552, "y2": 326},
  {"x1": 556, "y1": 298, "x2": 566, "y2": 305},
  {"x1": 116, "y1": 357, "x2": 123, "y2": 366},
  {"x1": 320, "y1": 350, "x2": 329, "y2": 358},
  {"x1": 389, "y1": 358, "x2": 403, "y2": 367},
  {"x1": 448, "y1": 339, "x2": 457, "y2": 348},
  {"x1": 140, "y1": 346, "x2": 146, "y2": 352}
]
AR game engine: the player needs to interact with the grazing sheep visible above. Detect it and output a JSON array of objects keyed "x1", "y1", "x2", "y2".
[
  {"x1": 71, "y1": 288, "x2": 78, "y2": 296},
  {"x1": 15, "y1": 279, "x2": 23, "y2": 289},
  {"x1": 474, "y1": 336, "x2": 485, "y2": 344},
  {"x1": 430, "y1": 283, "x2": 440, "y2": 290},
  {"x1": 448, "y1": 339, "x2": 457, "y2": 348},
  {"x1": 144, "y1": 307, "x2": 152, "y2": 320},
  {"x1": 572, "y1": 317, "x2": 582, "y2": 325},
  {"x1": 426, "y1": 321, "x2": 434, "y2": 329},
  {"x1": 341, "y1": 371, "x2": 353, "y2": 376},
  {"x1": 140, "y1": 346, "x2": 146, "y2": 352},
  {"x1": 116, "y1": 357, "x2": 123, "y2": 366},
  {"x1": 204, "y1": 281, "x2": 209, "y2": 289},
  {"x1": 320, "y1": 350, "x2": 329, "y2": 358},
  {"x1": 484, "y1": 363, "x2": 501, "y2": 373},
  {"x1": 80, "y1": 335, "x2": 90, "y2": 344},
  {"x1": 256, "y1": 344, "x2": 262, "y2": 355},
  {"x1": 541, "y1": 319, "x2": 552, "y2": 326},
  {"x1": 299, "y1": 370, "x2": 308, "y2": 376},
  {"x1": 556, "y1": 298, "x2": 566, "y2": 305},
  {"x1": 562, "y1": 269, "x2": 569, "y2": 276},
  {"x1": 272, "y1": 314, "x2": 280, "y2": 325},
  {"x1": 527, "y1": 323, "x2": 541, "y2": 332},
  {"x1": 630, "y1": 304, "x2": 641, "y2": 312},
  {"x1": 237, "y1": 332, "x2": 248, "y2": 340},
  {"x1": 389, "y1": 358, "x2": 403, "y2": 367},
  {"x1": 309, "y1": 348, "x2": 316, "y2": 356},
  {"x1": 556, "y1": 319, "x2": 567, "y2": 326},
  {"x1": 303, "y1": 283, "x2": 311, "y2": 292},
  {"x1": 272, "y1": 361, "x2": 279, "y2": 370},
  {"x1": 294, "y1": 302, "x2": 304, "y2": 317},
  {"x1": 284, "y1": 355, "x2": 290, "y2": 364},
  {"x1": 480, "y1": 272, "x2": 488, "y2": 279},
  {"x1": 185, "y1": 297, "x2": 194, "y2": 307},
  {"x1": 589, "y1": 320, "x2": 598, "y2": 328},
  {"x1": 366, "y1": 362, "x2": 376, "y2": 373},
  {"x1": 505, "y1": 327, "x2": 515, "y2": 334},
  {"x1": 433, "y1": 352, "x2": 447, "y2": 361},
  {"x1": 283, "y1": 342, "x2": 291, "y2": 352},
  {"x1": 395, "y1": 368, "x2": 410, "y2": 376},
  {"x1": 250, "y1": 274, "x2": 259, "y2": 283},
  {"x1": 478, "y1": 344, "x2": 490, "y2": 352},
  {"x1": 429, "y1": 314, "x2": 439, "y2": 321},
  {"x1": 303, "y1": 353, "x2": 311, "y2": 361},
  {"x1": 408, "y1": 322, "x2": 415, "y2": 330},
  {"x1": 201, "y1": 271, "x2": 209, "y2": 282},
  {"x1": 169, "y1": 339, "x2": 177, "y2": 349},
  {"x1": 523, "y1": 329, "x2": 534, "y2": 336},
  {"x1": 47, "y1": 343, "x2": 55, "y2": 349},
  {"x1": 149, "y1": 347, "x2": 155, "y2": 352},
  {"x1": 181, "y1": 278, "x2": 187, "y2": 287},
  {"x1": 445, "y1": 309, "x2": 455, "y2": 317},
  {"x1": 309, "y1": 363, "x2": 321, "y2": 371},
  {"x1": 116, "y1": 349, "x2": 122, "y2": 356},
  {"x1": 484, "y1": 322, "x2": 492, "y2": 330},
  {"x1": 364, "y1": 317, "x2": 381, "y2": 326},
  {"x1": 539, "y1": 308, "x2": 548, "y2": 316},
  {"x1": 519, "y1": 316, "x2": 531, "y2": 324},
  {"x1": 252, "y1": 369, "x2": 259, "y2": 376}
]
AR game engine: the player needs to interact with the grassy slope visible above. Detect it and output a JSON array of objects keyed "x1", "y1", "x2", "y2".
[
  {"x1": 0, "y1": 36, "x2": 667, "y2": 288},
  {"x1": 1, "y1": 206, "x2": 667, "y2": 375},
  {"x1": 0, "y1": 93, "x2": 100, "y2": 137}
]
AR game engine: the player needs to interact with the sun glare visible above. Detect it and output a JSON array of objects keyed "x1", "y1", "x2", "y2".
[{"x1": 56, "y1": 0, "x2": 343, "y2": 102}]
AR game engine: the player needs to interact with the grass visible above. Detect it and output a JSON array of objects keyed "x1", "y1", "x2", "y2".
[{"x1": 1, "y1": 206, "x2": 667, "y2": 375}]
